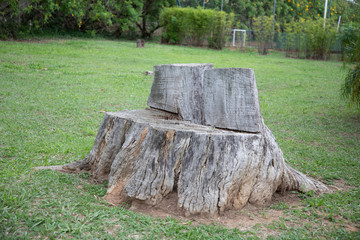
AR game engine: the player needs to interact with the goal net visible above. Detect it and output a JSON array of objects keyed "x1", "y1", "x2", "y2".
[{"x1": 231, "y1": 29, "x2": 247, "y2": 48}]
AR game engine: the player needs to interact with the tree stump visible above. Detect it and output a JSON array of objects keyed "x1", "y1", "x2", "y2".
[
  {"x1": 61, "y1": 64, "x2": 329, "y2": 216},
  {"x1": 136, "y1": 39, "x2": 145, "y2": 48}
]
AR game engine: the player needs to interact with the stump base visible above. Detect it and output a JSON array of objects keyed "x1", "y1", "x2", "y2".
[{"x1": 61, "y1": 109, "x2": 329, "y2": 215}]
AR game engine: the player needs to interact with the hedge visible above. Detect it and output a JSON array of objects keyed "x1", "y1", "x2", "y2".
[{"x1": 160, "y1": 7, "x2": 233, "y2": 49}]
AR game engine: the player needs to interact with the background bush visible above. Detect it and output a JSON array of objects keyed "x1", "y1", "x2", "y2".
[
  {"x1": 0, "y1": 0, "x2": 175, "y2": 39},
  {"x1": 1, "y1": 0, "x2": 359, "y2": 40},
  {"x1": 160, "y1": 7, "x2": 233, "y2": 49},
  {"x1": 341, "y1": 24, "x2": 360, "y2": 107},
  {"x1": 221, "y1": 0, "x2": 360, "y2": 31},
  {"x1": 283, "y1": 18, "x2": 337, "y2": 60},
  {"x1": 253, "y1": 16, "x2": 279, "y2": 55},
  {"x1": 283, "y1": 19, "x2": 306, "y2": 58},
  {"x1": 303, "y1": 19, "x2": 337, "y2": 60},
  {"x1": 338, "y1": 23, "x2": 360, "y2": 60}
]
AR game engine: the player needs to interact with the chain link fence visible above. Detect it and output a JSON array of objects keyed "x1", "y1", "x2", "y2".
[
  {"x1": 226, "y1": 30, "x2": 342, "y2": 53},
  {"x1": 225, "y1": 30, "x2": 272, "y2": 49}
]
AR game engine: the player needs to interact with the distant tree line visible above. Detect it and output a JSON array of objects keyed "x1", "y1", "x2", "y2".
[
  {"x1": 1, "y1": 0, "x2": 359, "y2": 39},
  {"x1": 223, "y1": 0, "x2": 359, "y2": 30},
  {"x1": 179, "y1": 0, "x2": 360, "y2": 30},
  {"x1": 0, "y1": 0, "x2": 176, "y2": 39}
]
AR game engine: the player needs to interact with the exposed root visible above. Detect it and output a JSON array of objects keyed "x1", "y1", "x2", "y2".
[{"x1": 278, "y1": 164, "x2": 330, "y2": 194}]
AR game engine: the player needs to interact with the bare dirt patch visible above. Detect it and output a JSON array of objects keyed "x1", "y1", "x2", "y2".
[
  {"x1": 330, "y1": 179, "x2": 356, "y2": 191},
  {"x1": 33, "y1": 166, "x2": 358, "y2": 236},
  {"x1": 339, "y1": 131, "x2": 360, "y2": 139},
  {"x1": 33, "y1": 165, "x2": 72, "y2": 173},
  {"x1": 128, "y1": 185, "x2": 358, "y2": 237},
  {"x1": 5, "y1": 39, "x2": 53, "y2": 44},
  {"x1": 1, "y1": 39, "x2": 68, "y2": 44},
  {"x1": 129, "y1": 192, "x2": 301, "y2": 231}
]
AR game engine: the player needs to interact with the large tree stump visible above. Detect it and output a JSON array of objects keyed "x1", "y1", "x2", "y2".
[{"x1": 61, "y1": 64, "x2": 329, "y2": 216}]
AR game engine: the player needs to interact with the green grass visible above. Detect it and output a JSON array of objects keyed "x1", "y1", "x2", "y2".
[{"x1": 0, "y1": 39, "x2": 359, "y2": 239}]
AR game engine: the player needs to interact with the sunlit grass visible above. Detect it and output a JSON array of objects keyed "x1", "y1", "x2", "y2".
[{"x1": 0, "y1": 39, "x2": 359, "y2": 239}]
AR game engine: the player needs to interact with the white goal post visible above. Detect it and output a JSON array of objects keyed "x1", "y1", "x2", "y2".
[{"x1": 232, "y1": 29, "x2": 247, "y2": 47}]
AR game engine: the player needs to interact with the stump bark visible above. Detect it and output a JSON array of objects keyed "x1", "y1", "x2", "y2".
[
  {"x1": 61, "y1": 64, "x2": 329, "y2": 216},
  {"x1": 136, "y1": 39, "x2": 145, "y2": 48}
]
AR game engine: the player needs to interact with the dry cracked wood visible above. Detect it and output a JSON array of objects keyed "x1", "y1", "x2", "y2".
[
  {"x1": 51, "y1": 64, "x2": 330, "y2": 216},
  {"x1": 148, "y1": 65, "x2": 262, "y2": 132},
  {"x1": 63, "y1": 109, "x2": 329, "y2": 215},
  {"x1": 203, "y1": 68, "x2": 262, "y2": 132},
  {"x1": 147, "y1": 64, "x2": 213, "y2": 125}
]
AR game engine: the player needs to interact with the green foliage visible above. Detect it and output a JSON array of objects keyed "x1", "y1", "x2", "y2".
[
  {"x1": 222, "y1": 0, "x2": 360, "y2": 30},
  {"x1": 1, "y1": 39, "x2": 359, "y2": 239},
  {"x1": 1, "y1": 0, "x2": 360, "y2": 39},
  {"x1": 208, "y1": 10, "x2": 233, "y2": 49},
  {"x1": 283, "y1": 18, "x2": 337, "y2": 60},
  {"x1": 283, "y1": 19, "x2": 305, "y2": 58},
  {"x1": 0, "y1": 0, "x2": 140, "y2": 38},
  {"x1": 338, "y1": 23, "x2": 360, "y2": 59},
  {"x1": 0, "y1": 0, "x2": 175, "y2": 39},
  {"x1": 160, "y1": 7, "x2": 233, "y2": 49},
  {"x1": 253, "y1": 16, "x2": 279, "y2": 55},
  {"x1": 341, "y1": 24, "x2": 360, "y2": 107},
  {"x1": 159, "y1": 7, "x2": 184, "y2": 44},
  {"x1": 136, "y1": 0, "x2": 176, "y2": 38},
  {"x1": 343, "y1": 65, "x2": 360, "y2": 107},
  {"x1": 303, "y1": 18, "x2": 337, "y2": 60},
  {"x1": 0, "y1": 0, "x2": 23, "y2": 39}
]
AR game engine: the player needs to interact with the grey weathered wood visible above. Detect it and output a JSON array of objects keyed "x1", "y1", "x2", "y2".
[
  {"x1": 51, "y1": 64, "x2": 330, "y2": 216},
  {"x1": 203, "y1": 68, "x2": 262, "y2": 133},
  {"x1": 137, "y1": 39, "x2": 145, "y2": 48},
  {"x1": 147, "y1": 64, "x2": 213, "y2": 124},
  {"x1": 62, "y1": 109, "x2": 329, "y2": 215},
  {"x1": 148, "y1": 65, "x2": 262, "y2": 132}
]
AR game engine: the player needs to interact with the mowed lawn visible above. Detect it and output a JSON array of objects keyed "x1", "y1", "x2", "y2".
[{"x1": 0, "y1": 39, "x2": 359, "y2": 239}]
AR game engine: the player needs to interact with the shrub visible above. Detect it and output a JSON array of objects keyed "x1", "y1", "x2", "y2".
[
  {"x1": 253, "y1": 16, "x2": 279, "y2": 55},
  {"x1": 159, "y1": 8, "x2": 185, "y2": 44},
  {"x1": 282, "y1": 18, "x2": 337, "y2": 60},
  {"x1": 338, "y1": 23, "x2": 360, "y2": 60},
  {"x1": 284, "y1": 19, "x2": 305, "y2": 58},
  {"x1": 208, "y1": 10, "x2": 232, "y2": 49},
  {"x1": 341, "y1": 25, "x2": 360, "y2": 107},
  {"x1": 0, "y1": 0, "x2": 162, "y2": 39},
  {"x1": 0, "y1": 0, "x2": 27, "y2": 39},
  {"x1": 303, "y1": 19, "x2": 337, "y2": 60},
  {"x1": 160, "y1": 7, "x2": 233, "y2": 49}
]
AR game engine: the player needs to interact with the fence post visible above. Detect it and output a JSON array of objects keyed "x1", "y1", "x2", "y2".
[{"x1": 232, "y1": 29, "x2": 236, "y2": 47}]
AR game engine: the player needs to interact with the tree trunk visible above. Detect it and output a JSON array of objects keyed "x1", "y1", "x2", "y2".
[{"x1": 55, "y1": 64, "x2": 329, "y2": 216}]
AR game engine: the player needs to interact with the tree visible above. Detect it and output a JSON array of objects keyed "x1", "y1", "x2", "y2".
[{"x1": 136, "y1": 0, "x2": 176, "y2": 39}]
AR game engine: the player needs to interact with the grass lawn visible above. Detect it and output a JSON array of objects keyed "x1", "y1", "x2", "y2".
[{"x1": 0, "y1": 38, "x2": 359, "y2": 239}]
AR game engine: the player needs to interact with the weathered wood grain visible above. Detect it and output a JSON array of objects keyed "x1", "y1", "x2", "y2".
[
  {"x1": 203, "y1": 68, "x2": 262, "y2": 133},
  {"x1": 63, "y1": 109, "x2": 329, "y2": 215},
  {"x1": 57, "y1": 64, "x2": 330, "y2": 216},
  {"x1": 147, "y1": 64, "x2": 213, "y2": 124}
]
